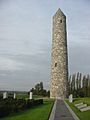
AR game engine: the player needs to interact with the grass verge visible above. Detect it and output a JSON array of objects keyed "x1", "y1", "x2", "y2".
[
  {"x1": 66, "y1": 98, "x2": 90, "y2": 120},
  {"x1": 0, "y1": 99, "x2": 54, "y2": 120}
]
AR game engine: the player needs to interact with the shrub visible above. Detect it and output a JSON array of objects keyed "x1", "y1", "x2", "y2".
[{"x1": 0, "y1": 98, "x2": 43, "y2": 118}]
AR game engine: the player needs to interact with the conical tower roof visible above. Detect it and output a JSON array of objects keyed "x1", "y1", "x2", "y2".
[{"x1": 53, "y1": 8, "x2": 66, "y2": 18}]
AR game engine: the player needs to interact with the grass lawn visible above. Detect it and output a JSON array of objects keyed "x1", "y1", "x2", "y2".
[
  {"x1": 16, "y1": 93, "x2": 28, "y2": 99},
  {"x1": 66, "y1": 98, "x2": 90, "y2": 120},
  {"x1": 0, "y1": 99, "x2": 54, "y2": 120},
  {"x1": 16, "y1": 93, "x2": 48, "y2": 100}
]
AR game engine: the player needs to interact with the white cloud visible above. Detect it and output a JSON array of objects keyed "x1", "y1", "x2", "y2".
[{"x1": 0, "y1": 57, "x2": 24, "y2": 71}]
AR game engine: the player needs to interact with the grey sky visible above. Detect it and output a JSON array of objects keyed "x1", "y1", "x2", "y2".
[{"x1": 0, "y1": 0, "x2": 90, "y2": 91}]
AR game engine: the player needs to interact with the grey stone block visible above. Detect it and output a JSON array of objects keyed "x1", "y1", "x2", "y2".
[
  {"x1": 75, "y1": 103, "x2": 83, "y2": 107},
  {"x1": 77, "y1": 104, "x2": 87, "y2": 109},
  {"x1": 80, "y1": 106, "x2": 90, "y2": 112}
]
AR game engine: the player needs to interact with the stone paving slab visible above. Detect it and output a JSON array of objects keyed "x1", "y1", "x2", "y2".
[
  {"x1": 77, "y1": 104, "x2": 87, "y2": 109},
  {"x1": 54, "y1": 100, "x2": 75, "y2": 120},
  {"x1": 80, "y1": 106, "x2": 90, "y2": 112},
  {"x1": 75, "y1": 102, "x2": 83, "y2": 107}
]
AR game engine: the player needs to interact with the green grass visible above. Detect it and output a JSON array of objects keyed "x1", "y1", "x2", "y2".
[
  {"x1": 0, "y1": 99, "x2": 54, "y2": 120},
  {"x1": 66, "y1": 98, "x2": 90, "y2": 120},
  {"x1": 16, "y1": 93, "x2": 28, "y2": 99},
  {"x1": 33, "y1": 95, "x2": 44, "y2": 99},
  {"x1": 16, "y1": 93, "x2": 48, "y2": 100}
]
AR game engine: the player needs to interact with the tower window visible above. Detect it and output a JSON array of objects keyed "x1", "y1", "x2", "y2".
[
  {"x1": 60, "y1": 20, "x2": 62, "y2": 23},
  {"x1": 55, "y1": 63, "x2": 57, "y2": 67}
]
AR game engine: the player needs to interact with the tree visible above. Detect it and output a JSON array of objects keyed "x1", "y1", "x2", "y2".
[
  {"x1": 68, "y1": 73, "x2": 90, "y2": 98},
  {"x1": 39, "y1": 82, "x2": 43, "y2": 91},
  {"x1": 30, "y1": 82, "x2": 49, "y2": 97}
]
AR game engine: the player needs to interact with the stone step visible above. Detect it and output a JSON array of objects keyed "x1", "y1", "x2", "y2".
[
  {"x1": 77, "y1": 104, "x2": 87, "y2": 109},
  {"x1": 75, "y1": 102, "x2": 83, "y2": 107},
  {"x1": 80, "y1": 106, "x2": 90, "y2": 112}
]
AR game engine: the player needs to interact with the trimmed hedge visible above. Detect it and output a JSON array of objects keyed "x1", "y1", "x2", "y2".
[{"x1": 0, "y1": 98, "x2": 43, "y2": 118}]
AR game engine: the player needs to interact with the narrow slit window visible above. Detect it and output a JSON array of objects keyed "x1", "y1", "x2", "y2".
[
  {"x1": 55, "y1": 63, "x2": 57, "y2": 67},
  {"x1": 60, "y1": 20, "x2": 62, "y2": 23}
]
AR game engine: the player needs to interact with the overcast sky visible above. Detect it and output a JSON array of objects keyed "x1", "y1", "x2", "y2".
[{"x1": 0, "y1": 0, "x2": 90, "y2": 91}]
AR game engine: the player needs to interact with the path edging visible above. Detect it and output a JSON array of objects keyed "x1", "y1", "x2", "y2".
[
  {"x1": 64, "y1": 101, "x2": 80, "y2": 120},
  {"x1": 49, "y1": 100, "x2": 57, "y2": 120}
]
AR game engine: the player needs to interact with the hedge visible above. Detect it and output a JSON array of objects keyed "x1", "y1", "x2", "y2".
[{"x1": 0, "y1": 98, "x2": 43, "y2": 118}]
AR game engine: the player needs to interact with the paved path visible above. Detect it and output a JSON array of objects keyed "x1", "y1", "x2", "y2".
[
  {"x1": 49, "y1": 99, "x2": 78, "y2": 120},
  {"x1": 54, "y1": 100, "x2": 75, "y2": 120}
]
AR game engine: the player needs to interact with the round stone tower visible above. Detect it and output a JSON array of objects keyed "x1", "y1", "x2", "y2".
[{"x1": 50, "y1": 8, "x2": 68, "y2": 99}]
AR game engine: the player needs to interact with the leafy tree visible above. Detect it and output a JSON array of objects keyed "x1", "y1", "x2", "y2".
[
  {"x1": 68, "y1": 73, "x2": 90, "y2": 98},
  {"x1": 39, "y1": 82, "x2": 43, "y2": 91},
  {"x1": 30, "y1": 82, "x2": 49, "y2": 97}
]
